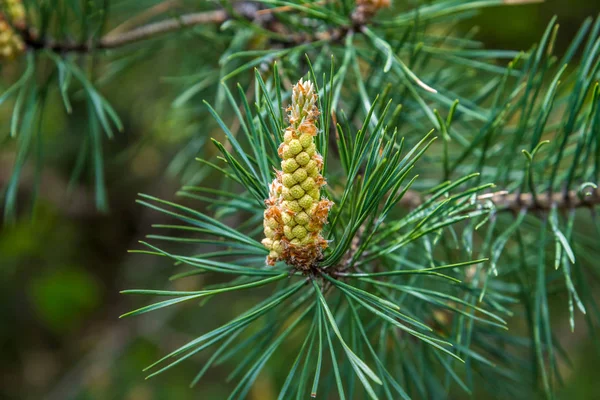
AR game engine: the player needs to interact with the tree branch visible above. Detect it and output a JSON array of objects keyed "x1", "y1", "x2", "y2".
[
  {"x1": 100, "y1": 10, "x2": 229, "y2": 48},
  {"x1": 20, "y1": 9, "x2": 228, "y2": 52},
  {"x1": 485, "y1": 188, "x2": 600, "y2": 212},
  {"x1": 399, "y1": 187, "x2": 600, "y2": 212},
  {"x1": 17, "y1": 1, "x2": 280, "y2": 53},
  {"x1": 18, "y1": 1, "x2": 364, "y2": 54}
]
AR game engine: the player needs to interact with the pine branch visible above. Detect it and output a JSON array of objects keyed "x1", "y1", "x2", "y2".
[
  {"x1": 20, "y1": 9, "x2": 228, "y2": 52},
  {"x1": 485, "y1": 188, "x2": 600, "y2": 212},
  {"x1": 18, "y1": 1, "x2": 374, "y2": 54},
  {"x1": 19, "y1": 1, "x2": 280, "y2": 53},
  {"x1": 400, "y1": 187, "x2": 600, "y2": 212}
]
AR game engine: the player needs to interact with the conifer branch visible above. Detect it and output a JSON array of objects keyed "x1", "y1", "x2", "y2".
[
  {"x1": 19, "y1": 9, "x2": 229, "y2": 52},
  {"x1": 486, "y1": 188, "x2": 600, "y2": 212},
  {"x1": 19, "y1": 1, "x2": 280, "y2": 52},
  {"x1": 400, "y1": 187, "x2": 600, "y2": 212},
  {"x1": 17, "y1": 0, "x2": 382, "y2": 53}
]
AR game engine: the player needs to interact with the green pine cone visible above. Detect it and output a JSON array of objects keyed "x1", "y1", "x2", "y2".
[{"x1": 262, "y1": 78, "x2": 333, "y2": 270}]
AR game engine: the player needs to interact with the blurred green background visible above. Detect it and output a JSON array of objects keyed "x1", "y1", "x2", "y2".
[{"x1": 1, "y1": 1, "x2": 599, "y2": 399}]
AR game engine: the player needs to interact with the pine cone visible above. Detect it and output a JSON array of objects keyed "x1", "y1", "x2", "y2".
[{"x1": 262, "y1": 78, "x2": 333, "y2": 270}]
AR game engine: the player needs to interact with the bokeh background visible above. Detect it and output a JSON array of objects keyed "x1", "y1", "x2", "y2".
[{"x1": 1, "y1": 1, "x2": 599, "y2": 399}]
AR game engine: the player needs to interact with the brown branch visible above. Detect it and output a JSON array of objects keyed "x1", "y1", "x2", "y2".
[
  {"x1": 19, "y1": 1, "x2": 273, "y2": 53},
  {"x1": 399, "y1": 187, "x2": 600, "y2": 212},
  {"x1": 20, "y1": 9, "x2": 229, "y2": 52},
  {"x1": 18, "y1": 0, "x2": 374, "y2": 54},
  {"x1": 99, "y1": 10, "x2": 229, "y2": 48},
  {"x1": 484, "y1": 188, "x2": 600, "y2": 212}
]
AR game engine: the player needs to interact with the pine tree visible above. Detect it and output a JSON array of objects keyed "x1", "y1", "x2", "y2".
[{"x1": 1, "y1": 0, "x2": 599, "y2": 398}]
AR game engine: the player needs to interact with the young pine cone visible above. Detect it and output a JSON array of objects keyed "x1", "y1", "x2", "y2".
[{"x1": 262, "y1": 78, "x2": 333, "y2": 270}]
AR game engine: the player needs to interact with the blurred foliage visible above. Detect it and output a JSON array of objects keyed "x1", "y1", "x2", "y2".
[{"x1": 29, "y1": 266, "x2": 101, "y2": 334}]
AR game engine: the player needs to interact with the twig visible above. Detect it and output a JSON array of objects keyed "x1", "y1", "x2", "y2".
[
  {"x1": 18, "y1": 0, "x2": 365, "y2": 54},
  {"x1": 398, "y1": 187, "x2": 600, "y2": 212},
  {"x1": 485, "y1": 188, "x2": 600, "y2": 211},
  {"x1": 100, "y1": 10, "x2": 228, "y2": 48},
  {"x1": 21, "y1": 9, "x2": 229, "y2": 52}
]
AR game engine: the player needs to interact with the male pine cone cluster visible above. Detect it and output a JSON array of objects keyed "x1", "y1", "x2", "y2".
[
  {"x1": 262, "y1": 78, "x2": 333, "y2": 270},
  {"x1": 0, "y1": 0, "x2": 25, "y2": 61}
]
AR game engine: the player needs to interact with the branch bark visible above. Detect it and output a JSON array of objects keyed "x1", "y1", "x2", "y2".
[
  {"x1": 100, "y1": 10, "x2": 228, "y2": 48},
  {"x1": 19, "y1": 1, "x2": 278, "y2": 53},
  {"x1": 18, "y1": 1, "x2": 358, "y2": 53},
  {"x1": 20, "y1": 10, "x2": 228, "y2": 52},
  {"x1": 399, "y1": 187, "x2": 600, "y2": 212}
]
